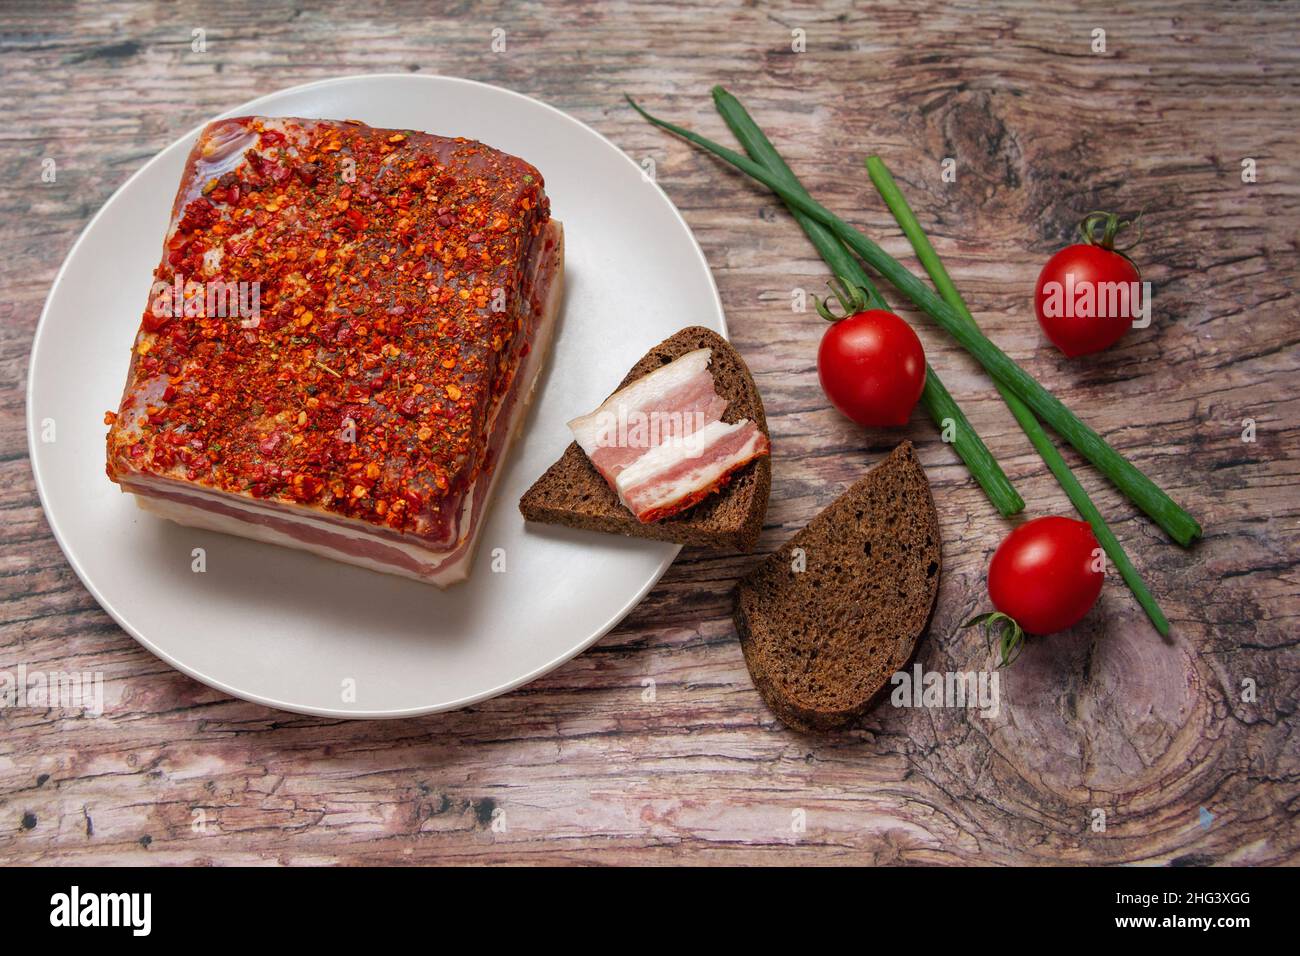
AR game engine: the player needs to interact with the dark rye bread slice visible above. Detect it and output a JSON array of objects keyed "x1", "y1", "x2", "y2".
[
  {"x1": 519, "y1": 326, "x2": 770, "y2": 551},
  {"x1": 734, "y1": 442, "x2": 941, "y2": 732}
]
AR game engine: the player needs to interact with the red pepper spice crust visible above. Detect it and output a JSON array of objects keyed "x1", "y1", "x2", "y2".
[{"x1": 106, "y1": 116, "x2": 552, "y2": 543}]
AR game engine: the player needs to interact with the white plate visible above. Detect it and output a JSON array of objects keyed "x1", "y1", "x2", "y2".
[{"x1": 28, "y1": 74, "x2": 724, "y2": 718}]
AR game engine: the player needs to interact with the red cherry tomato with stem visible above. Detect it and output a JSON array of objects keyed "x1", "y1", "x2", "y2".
[
  {"x1": 967, "y1": 516, "x2": 1105, "y2": 665},
  {"x1": 1034, "y1": 211, "x2": 1143, "y2": 358},
  {"x1": 815, "y1": 278, "x2": 926, "y2": 428}
]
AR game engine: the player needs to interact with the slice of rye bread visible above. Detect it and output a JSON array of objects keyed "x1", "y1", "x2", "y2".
[
  {"x1": 734, "y1": 442, "x2": 941, "y2": 732},
  {"x1": 518, "y1": 326, "x2": 771, "y2": 551}
]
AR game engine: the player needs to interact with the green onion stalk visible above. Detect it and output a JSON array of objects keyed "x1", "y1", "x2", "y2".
[
  {"x1": 864, "y1": 155, "x2": 1169, "y2": 635},
  {"x1": 626, "y1": 95, "x2": 1201, "y2": 549},
  {"x1": 711, "y1": 86, "x2": 1023, "y2": 518}
]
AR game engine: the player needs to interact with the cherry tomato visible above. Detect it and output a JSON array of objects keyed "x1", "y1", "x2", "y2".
[
  {"x1": 1034, "y1": 212, "x2": 1142, "y2": 358},
  {"x1": 988, "y1": 516, "x2": 1104, "y2": 635},
  {"x1": 817, "y1": 309, "x2": 926, "y2": 428}
]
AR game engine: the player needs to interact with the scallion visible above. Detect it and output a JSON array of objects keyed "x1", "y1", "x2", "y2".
[
  {"x1": 711, "y1": 86, "x2": 1024, "y2": 517},
  {"x1": 626, "y1": 96, "x2": 1201, "y2": 548},
  {"x1": 865, "y1": 155, "x2": 1169, "y2": 634}
]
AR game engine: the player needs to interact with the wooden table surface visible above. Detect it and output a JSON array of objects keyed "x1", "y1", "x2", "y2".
[{"x1": 2, "y1": 1, "x2": 1297, "y2": 866}]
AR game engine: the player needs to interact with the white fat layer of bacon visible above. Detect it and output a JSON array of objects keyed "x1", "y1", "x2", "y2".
[{"x1": 135, "y1": 494, "x2": 465, "y2": 585}]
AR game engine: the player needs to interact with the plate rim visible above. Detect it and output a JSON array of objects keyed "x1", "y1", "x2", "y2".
[{"x1": 26, "y1": 72, "x2": 727, "y2": 719}]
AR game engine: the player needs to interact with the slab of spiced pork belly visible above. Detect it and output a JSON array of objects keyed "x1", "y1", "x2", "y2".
[{"x1": 105, "y1": 116, "x2": 565, "y2": 586}]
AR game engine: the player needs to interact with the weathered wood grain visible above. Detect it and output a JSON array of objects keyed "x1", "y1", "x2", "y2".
[{"x1": 1, "y1": 0, "x2": 1297, "y2": 865}]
